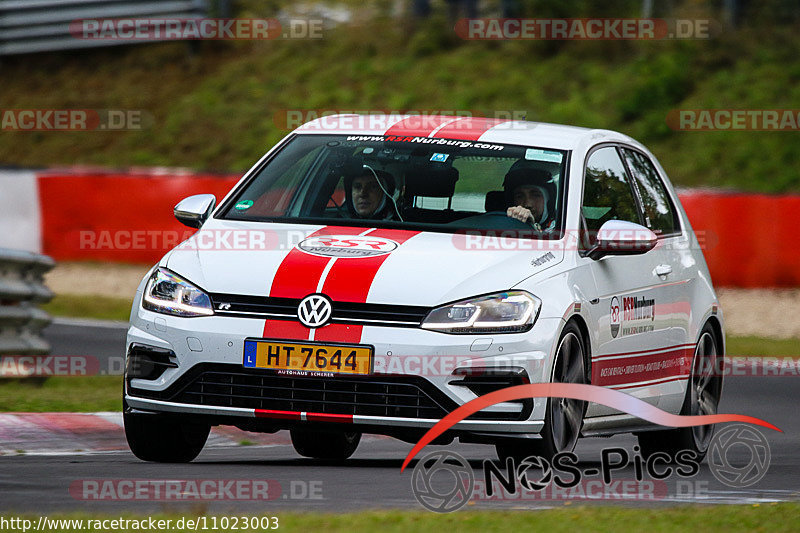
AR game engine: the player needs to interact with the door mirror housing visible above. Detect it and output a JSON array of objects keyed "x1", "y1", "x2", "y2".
[
  {"x1": 174, "y1": 194, "x2": 216, "y2": 228},
  {"x1": 587, "y1": 220, "x2": 657, "y2": 260}
]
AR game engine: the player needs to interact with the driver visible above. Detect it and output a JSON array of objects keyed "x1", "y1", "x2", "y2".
[
  {"x1": 344, "y1": 168, "x2": 400, "y2": 220},
  {"x1": 504, "y1": 166, "x2": 556, "y2": 231}
]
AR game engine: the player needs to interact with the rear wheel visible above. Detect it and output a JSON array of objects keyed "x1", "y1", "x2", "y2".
[
  {"x1": 290, "y1": 428, "x2": 361, "y2": 460},
  {"x1": 124, "y1": 411, "x2": 210, "y2": 463},
  {"x1": 496, "y1": 321, "x2": 587, "y2": 463},
  {"x1": 637, "y1": 323, "x2": 722, "y2": 461}
]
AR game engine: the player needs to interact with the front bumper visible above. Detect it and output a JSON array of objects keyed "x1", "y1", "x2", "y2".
[{"x1": 126, "y1": 301, "x2": 565, "y2": 437}]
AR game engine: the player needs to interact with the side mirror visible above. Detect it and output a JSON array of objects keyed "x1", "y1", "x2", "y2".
[
  {"x1": 587, "y1": 220, "x2": 657, "y2": 260},
  {"x1": 174, "y1": 194, "x2": 216, "y2": 228}
]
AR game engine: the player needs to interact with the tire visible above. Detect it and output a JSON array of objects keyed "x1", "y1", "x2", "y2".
[
  {"x1": 637, "y1": 323, "x2": 722, "y2": 462},
  {"x1": 496, "y1": 321, "x2": 587, "y2": 463},
  {"x1": 290, "y1": 428, "x2": 361, "y2": 460},
  {"x1": 124, "y1": 411, "x2": 210, "y2": 463}
]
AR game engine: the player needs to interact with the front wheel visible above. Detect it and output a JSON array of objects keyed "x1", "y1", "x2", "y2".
[
  {"x1": 124, "y1": 411, "x2": 210, "y2": 463},
  {"x1": 290, "y1": 428, "x2": 361, "y2": 460},
  {"x1": 637, "y1": 324, "x2": 722, "y2": 461},
  {"x1": 496, "y1": 321, "x2": 587, "y2": 463}
]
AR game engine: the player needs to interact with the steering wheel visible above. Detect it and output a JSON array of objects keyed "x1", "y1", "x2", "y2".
[{"x1": 450, "y1": 211, "x2": 536, "y2": 231}]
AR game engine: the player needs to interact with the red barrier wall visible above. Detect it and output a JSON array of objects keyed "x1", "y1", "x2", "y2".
[
  {"x1": 38, "y1": 171, "x2": 239, "y2": 263},
  {"x1": 679, "y1": 191, "x2": 800, "y2": 288},
  {"x1": 35, "y1": 172, "x2": 800, "y2": 287}
]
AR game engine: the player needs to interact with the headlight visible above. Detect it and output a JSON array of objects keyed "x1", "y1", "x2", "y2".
[
  {"x1": 142, "y1": 268, "x2": 213, "y2": 317},
  {"x1": 421, "y1": 290, "x2": 540, "y2": 334}
]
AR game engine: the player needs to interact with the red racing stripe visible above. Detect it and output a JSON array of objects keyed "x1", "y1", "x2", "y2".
[
  {"x1": 384, "y1": 115, "x2": 456, "y2": 138},
  {"x1": 264, "y1": 225, "x2": 368, "y2": 339},
  {"x1": 306, "y1": 412, "x2": 353, "y2": 423},
  {"x1": 253, "y1": 409, "x2": 353, "y2": 423},
  {"x1": 431, "y1": 117, "x2": 511, "y2": 141},
  {"x1": 313, "y1": 323, "x2": 363, "y2": 343},
  {"x1": 268, "y1": 225, "x2": 359, "y2": 299},
  {"x1": 320, "y1": 229, "x2": 421, "y2": 303},
  {"x1": 262, "y1": 318, "x2": 309, "y2": 341},
  {"x1": 254, "y1": 409, "x2": 302, "y2": 420},
  {"x1": 264, "y1": 227, "x2": 419, "y2": 344}
]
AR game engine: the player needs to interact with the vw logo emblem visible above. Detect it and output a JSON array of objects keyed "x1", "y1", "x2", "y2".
[{"x1": 297, "y1": 294, "x2": 332, "y2": 328}]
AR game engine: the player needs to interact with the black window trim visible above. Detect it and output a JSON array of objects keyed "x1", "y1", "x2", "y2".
[
  {"x1": 617, "y1": 144, "x2": 683, "y2": 239},
  {"x1": 214, "y1": 133, "x2": 298, "y2": 219},
  {"x1": 578, "y1": 142, "x2": 647, "y2": 247}
]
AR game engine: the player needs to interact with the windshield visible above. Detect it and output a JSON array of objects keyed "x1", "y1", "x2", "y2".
[{"x1": 221, "y1": 134, "x2": 568, "y2": 236}]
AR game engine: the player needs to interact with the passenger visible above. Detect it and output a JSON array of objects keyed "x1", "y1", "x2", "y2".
[
  {"x1": 504, "y1": 167, "x2": 556, "y2": 231},
  {"x1": 344, "y1": 167, "x2": 400, "y2": 220}
]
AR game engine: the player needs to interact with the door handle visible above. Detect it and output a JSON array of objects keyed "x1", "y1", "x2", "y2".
[{"x1": 654, "y1": 264, "x2": 673, "y2": 277}]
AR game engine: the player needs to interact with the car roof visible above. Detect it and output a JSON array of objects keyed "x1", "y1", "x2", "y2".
[{"x1": 292, "y1": 114, "x2": 638, "y2": 151}]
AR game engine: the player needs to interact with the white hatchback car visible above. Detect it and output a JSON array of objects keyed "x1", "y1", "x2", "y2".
[{"x1": 124, "y1": 115, "x2": 724, "y2": 463}]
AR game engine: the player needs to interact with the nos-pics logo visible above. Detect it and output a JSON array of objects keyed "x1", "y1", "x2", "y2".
[{"x1": 411, "y1": 425, "x2": 771, "y2": 512}]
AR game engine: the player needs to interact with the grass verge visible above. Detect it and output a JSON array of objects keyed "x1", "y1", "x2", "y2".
[
  {"x1": 41, "y1": 294, "x2": 132, "y2": 322},
  {"x1": 0, "y1": 376, "x2": 121, "y2": 412},
  {"x1": 9, "y1": 504, "x2": 800, "y2": 532},
  {"x1": 726, "y1": 336, "x2": 800, "y2": 357}
]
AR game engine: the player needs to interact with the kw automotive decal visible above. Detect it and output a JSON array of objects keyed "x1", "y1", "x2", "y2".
[
  {"x1": 531, "y1": 251, "x2": 555, "y2": 267},
  {"x1": 297, "y1": 235, "x2": 399, "y2": 258},
  {"x1": 400, "y1": 383, "x2": 782, "y2": 473}
]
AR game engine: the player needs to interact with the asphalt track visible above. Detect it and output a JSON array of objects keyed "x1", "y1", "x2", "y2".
[{"x1": 1, "y1": 321, "x2": 795, "y2": 513}]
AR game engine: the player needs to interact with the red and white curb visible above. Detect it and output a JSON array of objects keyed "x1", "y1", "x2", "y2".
[{"x1": 0, "y1": 412, "x2": 295, "y2": 455}]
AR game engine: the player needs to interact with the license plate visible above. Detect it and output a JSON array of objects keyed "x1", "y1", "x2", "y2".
[{"x1": 243, "y1": 339, "x2": 373, "y2": 376}]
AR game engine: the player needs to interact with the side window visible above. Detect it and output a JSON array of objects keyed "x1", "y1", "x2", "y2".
[
  {"x1": 582, "y1": 147, "x2": 641, "y2": 235},
  {"x1": 620, "y1": 148, "x2": 679, "y2": 235}
]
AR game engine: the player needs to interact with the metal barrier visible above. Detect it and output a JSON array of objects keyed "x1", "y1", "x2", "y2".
[
  {"x1": 0, "y1": 0, "x2": 209, "y2": 56},
  {"x1": 0, "y1": 249, "x2": 54, "y2": 355}
]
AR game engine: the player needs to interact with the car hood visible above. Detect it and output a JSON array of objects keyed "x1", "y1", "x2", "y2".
[{"x1": 165, "y1": 219, "x2": 564, "y2": 307}]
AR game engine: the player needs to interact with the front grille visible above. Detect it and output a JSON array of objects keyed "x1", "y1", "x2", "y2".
[
  {"x1": 128, "y1": 364, "x2": 525, "y2": 421},
  {"x1": 130, "y1": 364, "x2": 454, "y2": 419},
  {"x1": 209, "y1": 293, "x2": 430, "y2": 327},
  {"x1": 183, "y1": 372, "x2": 450, "y2": 418}
]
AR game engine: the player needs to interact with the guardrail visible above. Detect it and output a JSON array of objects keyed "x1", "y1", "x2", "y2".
[
  {"x1": 0, "y1": 0, "x2": 209, "y2": 56},
  {"x1": 0, "y1": 249, "x2": 54, "y2": 355}
]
